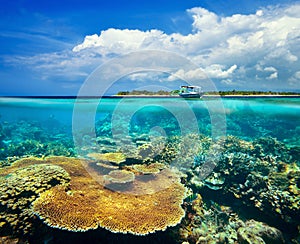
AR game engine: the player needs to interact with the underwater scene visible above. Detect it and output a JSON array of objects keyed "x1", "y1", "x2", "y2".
[{"x1": 0, "y1": 97, "x2": 299, "y2": 244}]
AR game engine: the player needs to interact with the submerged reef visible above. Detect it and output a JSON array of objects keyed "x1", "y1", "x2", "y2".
[
  {"x1": 87, "y1": 152, "x2": 126, "y2": 166},
  {"x1": 0, "y1": 116, "x2": 299, "y2": 243},
  {"x1": 33, "y1": 157, "x2": 187, "y2": 235},
  {"x1": 0, "y1": 119, "x2": 75, "y2": 162},
  {"x1": 175, "y1": 194, "x2": 284, "y2": 244},
  {"x1": 0, "y1": 162, "x2": 70, "y2": 236},
  {"x1": 237, "y1": 220, "x2": 284, "y2": 244},
  {"x1": 103, "y1": 169, "x2": 135, "y2": 184},
  {"x1": 132, "y1": 162, "x2": 166, "y2": 175},
  {"x1": 183, "y1": 135, "x2": 299, "y2": 243},
  {"x1": 1, "y1": 156, "x2": 187, "y2": 236}
]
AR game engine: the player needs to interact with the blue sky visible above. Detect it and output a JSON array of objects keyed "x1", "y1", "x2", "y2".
[{"x1": 0, "y1": 0, "x2": 300, "y2": 95}]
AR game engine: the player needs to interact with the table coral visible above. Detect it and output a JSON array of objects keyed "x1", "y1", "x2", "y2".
[
  {"x1": 87, "y1": 152, "x2": 126, "y2": 165},
  {"x1": 132, "y1": 162, "x2": 166, "y2": 175},
  {"x1": 103, "y1": 169, "x2": 135, "y2": 184},
  {"x1": 28, "y1": 156, "x2": 187, "y2": 235}
]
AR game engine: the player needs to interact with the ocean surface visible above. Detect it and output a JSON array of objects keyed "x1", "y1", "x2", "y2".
[{"x1": 0, "y1": 97, "x2": 299, "y2": 243}]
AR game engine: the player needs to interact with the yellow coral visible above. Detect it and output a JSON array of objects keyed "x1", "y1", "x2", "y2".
[
  {"x1": 0, "y1": 156, "x2": 45, "y2": 177},
  {"x1": 21, "y1": 156, "x2": 188, "y2": 235},
  {"x1": 96, "y1": 162, "x2": 119, "y2": 170},
  {"x1": 87, "y1": 152, "x2": 126, "y2": 165},
  {"x1": 132, "y1": 163, "x2": 166, "y2": 175},
  {"x1": 33, "y1": 185, "x2": 100, "y2": 232},
  {"x1": 0, "y1": 162, "x2": 70, "y2": 234},
  {"x1": 269, "y1": 162, "x2": 300, "y2": 195},
  {"x1": 103, "y1": 170, "x2": 135, "y2": 184}
]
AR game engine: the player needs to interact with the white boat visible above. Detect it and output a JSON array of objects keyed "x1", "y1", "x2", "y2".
[{"x1": 179, "y1": 85, "x2": 203, "y2": 98}]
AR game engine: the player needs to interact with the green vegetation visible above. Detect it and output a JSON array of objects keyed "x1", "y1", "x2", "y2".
[
  {"x1": 206, "y1": 90, "x2": 300, "y2": 96},
  {"x1": 116, "y1": 89, "x2": 300, "y2": 96},
  {"x1": 116, "y1": 90, "x2": 170, "y2": 95}
]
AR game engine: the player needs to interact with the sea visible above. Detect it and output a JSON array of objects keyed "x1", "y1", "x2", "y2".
[{"x1": 0, "y1": 96, "x2": 299, "y2": 243}]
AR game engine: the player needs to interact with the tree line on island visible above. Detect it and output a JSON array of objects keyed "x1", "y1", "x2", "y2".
[{"x1": 116, "y1": 89, "x2": 300, "y2": 96}]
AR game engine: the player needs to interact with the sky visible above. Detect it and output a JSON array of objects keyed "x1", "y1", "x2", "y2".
[{"x1": 0, "y1": 0, "x2": 300, "y2": 95}]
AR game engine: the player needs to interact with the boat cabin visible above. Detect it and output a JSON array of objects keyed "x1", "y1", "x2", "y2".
[{"x1": 179, "y1": 85, "x2": 203, "y2": 98}]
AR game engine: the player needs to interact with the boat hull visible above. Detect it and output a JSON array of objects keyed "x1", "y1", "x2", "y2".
[{"x1": 179, "y1": 92, "x2": 202, "y2": 98}]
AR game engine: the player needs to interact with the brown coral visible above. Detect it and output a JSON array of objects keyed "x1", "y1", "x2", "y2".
[
  {"x1": 22, "y1": 156, "x2": 188, "y2": 235},
  {"x1": 132, "y1": 163, "x2": 166, "y2": 175},
  {"x1": 33, "y1": 185, "x2": 100, "y2": 232},
  {"x1": 237, "y1": 219, "x2": 284, "y2": 244},
  {"x1": 0, "y1": 163, "x2": 70, "y2": 235},
  {"x1": 103, "y1": 170, "x2": 135, "y2": 184},
  {"x1": 87, "y1": 152, "x2": 126, "y2": 165},
  {"x1": 1, "y1": 156, "x2": 186, "y2": 235},
  {"x1": 0, "y1": 156, "x2": 45, "y2": 177}
]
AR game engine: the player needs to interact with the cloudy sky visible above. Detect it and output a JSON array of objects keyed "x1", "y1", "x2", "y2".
[{"x1": 1, "y1": 0, "x2": 300, "y2": 95}]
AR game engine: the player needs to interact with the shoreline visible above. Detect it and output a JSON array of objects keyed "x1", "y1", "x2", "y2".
[
  {"x1": 109, "y1": 94, "x2": 300, "y2": 98},
  {"x1": 204, "y1": 94, "x2": 300, "y2": 98},
  {"x1": 0, "y1": 94, "x2": 299, "y2": 99}
]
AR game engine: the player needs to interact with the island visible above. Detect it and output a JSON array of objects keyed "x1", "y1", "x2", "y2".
[{"x1": 115, "y1": 89, "x2": 300, "y2": 98}]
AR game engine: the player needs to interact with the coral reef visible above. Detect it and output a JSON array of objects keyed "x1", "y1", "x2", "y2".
[
  {"x1": 170, "y1": 134, "x2": 207, "y2": 173},
  {"x1": 176, "y1": 194, "x2": 284, "y2": 244},
  {"x1": 103, "y1": 169, "x2": 135, "y2": 184},
  {"x1": 180, "y1": 135, "x2": 299, "y2": 243},
  {"x1": 28, "y1": 156, "x2": 187, "y2": 235},
  {"x1": 0, "y1": 96, "x2": 300, "y2": 243},
  {"x1": 237, "y1": 220, "x2": 284, "y2": 244},
  {"x1": 177, "y1": 193, "x2": 239, "y2": 243},
  {"x1": 188, "y1": 136, "x2": 299, "y2": 223},
  {"x1": 0, "y1": 119, "x2": 75, "y2": 161},
  {"x1": 137, "y1": 143, "x2": 159, "y2": 162},
  {"x1": 203, "y1": 173, "x2": 225, "y2": 190},
  {"x1": 132, "y1": 163, "x2": 166, "y2": 175},
  {"x1": 87, "y1": 152, "x2": 126, "y2": 166},
  {"x1": 0, "y1": 163, "x2": 70, "y2": 235},
  {"x1": 1, "y1": 156, "x2": 187, "y2": 235},
  {"x1": 0, "y1": 236, "x2": 23, "y2": 244}
]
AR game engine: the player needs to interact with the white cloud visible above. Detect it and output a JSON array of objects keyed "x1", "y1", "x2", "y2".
[
  {"x1": 267, "y1": 72, "x2": 278, "y2": 80},
  {"x1": 127, "y1": 72, "x2": 167, "y2": 83},
  {"x1": 264, "y1": 66, "x2": 277, "y2": 72},
  {"x1": 187, "y1": 7, "x2": 219, "y2": 32},
  {"x1": 256, "y1": 10, "x2": 264, "y2": 17},
  {"x1": 288, "y1": 71, "x2": 300, "y2": 86},
  {"x1": 263, "y1": 66, "x2": 278, "y2": 80},
  {"x1": 72, "y1": 29, "x2": 167, "y2": 53},
  {"x1": 221, "y1": 79, "x2": 234, "y2": 85},
  {"x1": 5, "y1": 3, "x2": 300, "y2": 91},
  {"x1": 167, "y1": 68, "x2": 207, "y2": 82},
  {"x1": 204, "y1": 64, "x2": 237, "y2": 79},
  {"x1": 295, "y1": 71, "x2": 300, "y2": 79}
]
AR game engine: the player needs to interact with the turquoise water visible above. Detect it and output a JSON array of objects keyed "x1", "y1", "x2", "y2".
[
  {"x1": 0, "y1": 97, "x2": 299, "y2": 243},
  {"x1": 0, "y1": 97, "x2": 299, "y2": 150}
]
